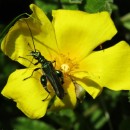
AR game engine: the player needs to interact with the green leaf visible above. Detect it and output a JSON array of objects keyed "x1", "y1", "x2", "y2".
[
  {"x1": 13, "y1": 117, "x2": 55, "y2": 130},
  {"x1": 35, "y1": 0, "x2": 58, "y2": 13},
  {"x1": 47, "y1": 109, "x2": 76, "y2": 129},
  {"x1": 90, "y1": 109, "x2": 108, "y2": 129},
  {"x1": 121, "y1": 13, "x2": 130, "y2": 30},
  {"x1": 61, "y1": 0, "x2": 79, "y2": 10},
  {"x1": 85, "y1": 0, "x2": 113, "y2": 13}
]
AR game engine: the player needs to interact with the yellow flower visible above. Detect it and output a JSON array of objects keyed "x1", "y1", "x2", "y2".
[{"x1": 1, "y1": 4, "x2": 130, "y2": 119}]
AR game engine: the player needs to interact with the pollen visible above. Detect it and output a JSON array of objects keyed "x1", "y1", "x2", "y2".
[
  {"x1": 61, "y1": 64, "x2": 70, "y2": 73},
  {"x1": 58, "y1": 54, "x2": 79, "y2": 75}
]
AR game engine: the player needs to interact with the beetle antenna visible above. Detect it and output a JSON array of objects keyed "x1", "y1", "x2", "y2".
[{"x1": 24, "y1": 19, "x2": 36, "y2": 52}]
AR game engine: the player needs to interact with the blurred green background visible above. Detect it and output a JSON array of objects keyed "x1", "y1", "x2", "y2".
[{"x1": 0, "y1": 0, "x2": 130, "y2": 130}]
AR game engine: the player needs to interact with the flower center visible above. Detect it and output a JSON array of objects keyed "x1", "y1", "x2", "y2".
[
  {"x1": 58, "y1": 54, "x2": 79, "y2": 76},
  {"x1": 61, "y1": 64, "x2": 70, "y2": 73}
]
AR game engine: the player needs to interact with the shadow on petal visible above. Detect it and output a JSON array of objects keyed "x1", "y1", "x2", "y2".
[
  {"x1": 48, "y1": 76, "x2": 77, "y2": 111},
  {"x1": 73, "y1": 76, "x2": 103, "y2": 98}
]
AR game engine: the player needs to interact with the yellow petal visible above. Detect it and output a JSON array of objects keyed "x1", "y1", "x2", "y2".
[
  {"x1": 72, "y1": 71, "x2": 102, "y2": 98},
  {"x1": 74, "y1": 41, "x2": 130, "y2": 98},
  {"x1": 52, "y1": 10, "x2": 117, "y2": 60},
  {"x1": 1, "y1": 68, "x2": 51, "y2": 119},
  {"x1": 48, "y1": 76, "x2": 77, "y2": 110},
  {"x1": 1, "y1": 4, "x2": 58, "y2": 67}
]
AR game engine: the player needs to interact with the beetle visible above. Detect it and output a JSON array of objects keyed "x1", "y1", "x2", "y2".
[{"x1": 21, "y1": 19, "x2": 65, "y2": 99}]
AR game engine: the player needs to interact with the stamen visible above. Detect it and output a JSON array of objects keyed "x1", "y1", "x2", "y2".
[{"x1": 58, "y1": 53, "x2": 79, "y2": 75}]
